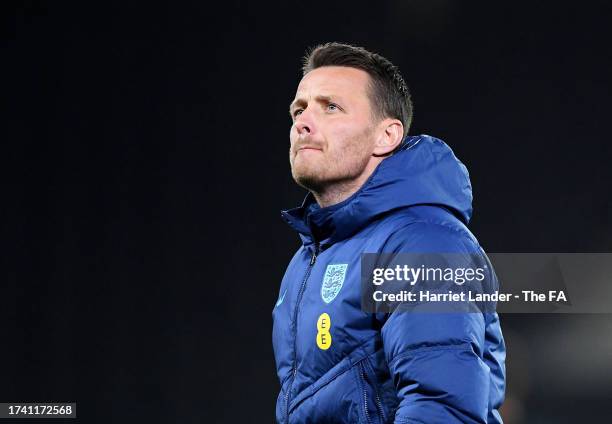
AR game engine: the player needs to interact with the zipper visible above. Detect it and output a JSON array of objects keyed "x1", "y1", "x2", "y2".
[
  {"x1": 358, "y1": 362, "x2": 372, "y2": 424},
  {"x1": 284, "y1": 242, "x2": 319, "y2": 423},
  {"x1": 374, "y1": 382, "x2": 385, "y2": 422},
  {"x1": 370, "y1": 365, "x2": 385, "y2": 422},
  {"x1": 359, "y1": 361, "x2": 385, "y2": 424}
]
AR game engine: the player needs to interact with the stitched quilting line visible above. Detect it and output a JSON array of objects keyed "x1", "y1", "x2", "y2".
[{"x1": 388, "y1": 342, "x2": 472, "y2": 368}]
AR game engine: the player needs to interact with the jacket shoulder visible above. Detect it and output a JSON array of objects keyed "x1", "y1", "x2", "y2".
[{"x1": 379, "y1": 205, "x2": 481, "y2": 254}]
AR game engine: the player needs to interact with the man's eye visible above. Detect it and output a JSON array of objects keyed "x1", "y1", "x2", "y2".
[
  {"x1": 293, "y1": 109, "x2": 303, "y2": 117},
  {"x1": 327, "y1": 103, "x2": 339, "y2": 112}
]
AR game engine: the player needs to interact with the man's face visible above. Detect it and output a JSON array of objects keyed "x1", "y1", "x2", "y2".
[{"x1": 289, "y1": 66, "x2": 378, "y2": 192}]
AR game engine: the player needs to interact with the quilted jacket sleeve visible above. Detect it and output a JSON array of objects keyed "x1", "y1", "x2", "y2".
[{"x1": 379, "y1": 222, "x2": 505, "y2": 423}]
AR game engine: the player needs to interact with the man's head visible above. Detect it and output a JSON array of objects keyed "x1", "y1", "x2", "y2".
[{"x1": 288, "y1": 42, "x2": 413, "y2": 205}]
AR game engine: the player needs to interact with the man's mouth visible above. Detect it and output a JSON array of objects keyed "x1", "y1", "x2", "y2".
[{"x1": 297, "y1": 146, "x2": 322, "y2": 153}]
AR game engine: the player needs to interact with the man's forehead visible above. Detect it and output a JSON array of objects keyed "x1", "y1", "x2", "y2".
[{"x1": 295, "y1": 66, "x2": 370, "y2": 94}]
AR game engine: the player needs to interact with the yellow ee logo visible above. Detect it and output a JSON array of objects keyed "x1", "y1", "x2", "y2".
[{"x1": 316, "y1": 313, "x2": 332, "y2": 350}]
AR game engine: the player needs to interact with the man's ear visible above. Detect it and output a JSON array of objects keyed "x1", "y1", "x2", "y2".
[{"x1": 372, "y1": 119, "x2": 404, "y2": 156}]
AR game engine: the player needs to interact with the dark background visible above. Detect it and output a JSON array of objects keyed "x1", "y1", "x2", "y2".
[{"x1": 3, "y1": 1, "x2": 611, "y2": 422}]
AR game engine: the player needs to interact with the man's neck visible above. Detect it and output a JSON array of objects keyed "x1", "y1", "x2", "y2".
[{"x1": 312, "y1": 181, "x2": 361, "y2": 208}]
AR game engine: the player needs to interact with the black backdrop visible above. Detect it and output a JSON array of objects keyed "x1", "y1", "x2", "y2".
[{"x1": 3, "y1": 1, "x2": 612, "y2": 422}]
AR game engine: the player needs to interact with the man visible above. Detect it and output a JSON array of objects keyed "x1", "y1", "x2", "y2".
[{"x1": 272, "y1": 42, "x2": 505, "y2": 423}]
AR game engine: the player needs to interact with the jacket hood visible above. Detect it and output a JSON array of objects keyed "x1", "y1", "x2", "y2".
[{"x1": 281, "y1": 134, "x2": 473, "y2": 247}]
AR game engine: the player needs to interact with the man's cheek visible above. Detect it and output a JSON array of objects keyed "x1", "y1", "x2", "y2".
[{"x1": 289, "y1": 128, "x2": 298, "y2": 147}]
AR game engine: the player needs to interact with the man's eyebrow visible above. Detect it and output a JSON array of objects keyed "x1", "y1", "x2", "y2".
[
  {"x1": 289, "y1": 98, "x2": 307, "y2": 115},
  {"x1": 288, "y1": 95, "x2": 340, "y2": 115}
]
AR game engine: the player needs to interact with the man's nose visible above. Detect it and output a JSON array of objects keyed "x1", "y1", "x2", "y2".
[{"x1": 295, "y1": 110, "x2": 314, "y2": 135}]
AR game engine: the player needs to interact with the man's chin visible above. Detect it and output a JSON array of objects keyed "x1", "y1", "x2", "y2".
[{"x1": 291, "y1": 170, "x2": 326, "y2": 192}]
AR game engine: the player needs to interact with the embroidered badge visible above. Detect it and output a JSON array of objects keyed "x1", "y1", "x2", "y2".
[{"x1": 321, "y1": 264, "x2": 348, "y2": 304}]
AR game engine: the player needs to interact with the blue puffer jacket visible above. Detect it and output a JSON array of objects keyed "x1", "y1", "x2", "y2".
[{"x1": 273, "y1": 135, "x2": 506, "y2": 423}]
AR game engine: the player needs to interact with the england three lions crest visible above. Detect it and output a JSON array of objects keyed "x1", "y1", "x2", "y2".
[{"x1": 321, "y1": 264, "x2": 348, "y2": 304}]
